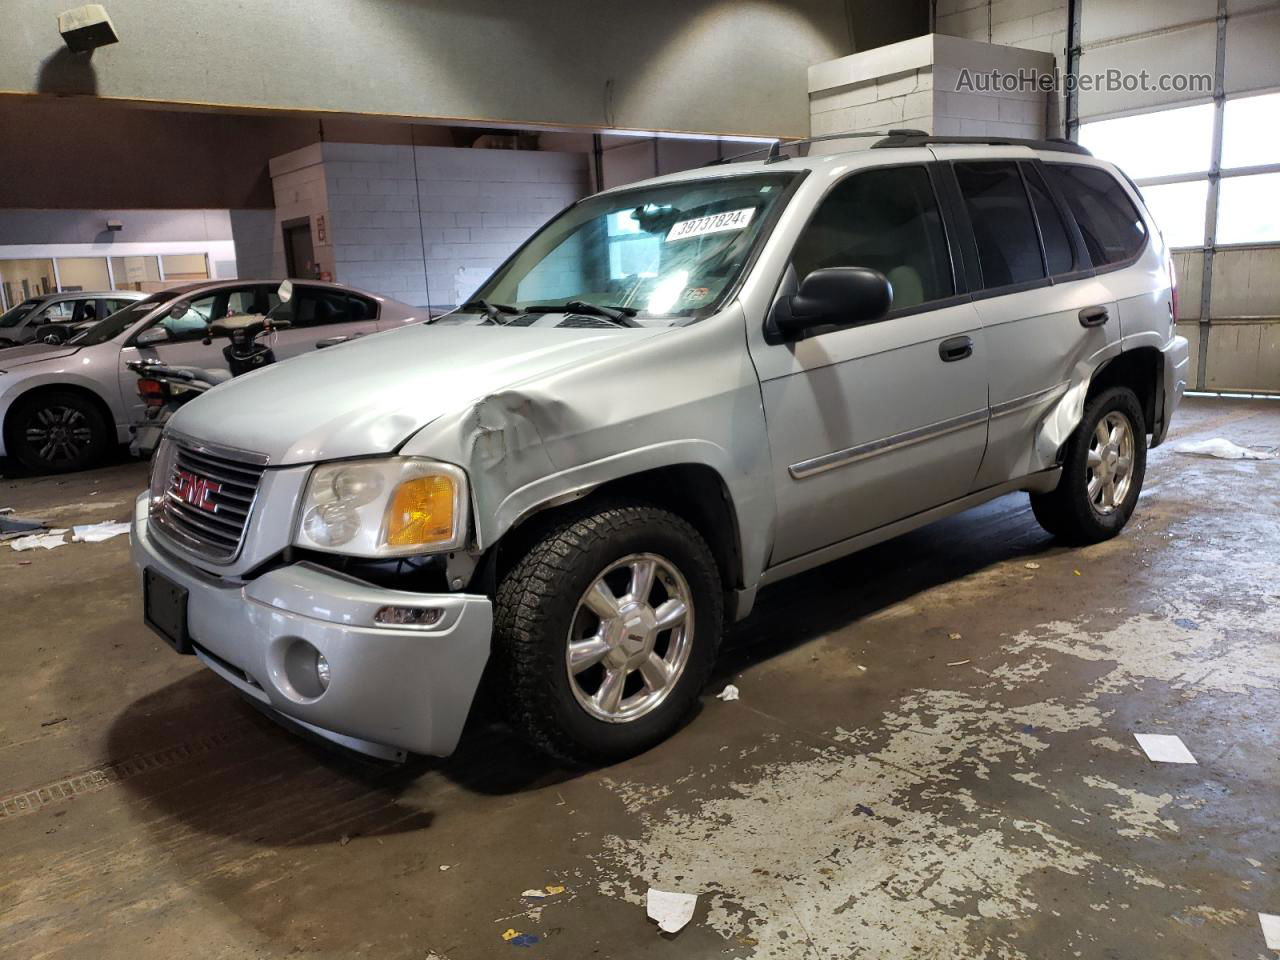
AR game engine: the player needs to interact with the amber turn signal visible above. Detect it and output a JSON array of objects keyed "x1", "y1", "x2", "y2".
[{"x1": 384, "y1": 474, "x2": 456, "y2": 547}]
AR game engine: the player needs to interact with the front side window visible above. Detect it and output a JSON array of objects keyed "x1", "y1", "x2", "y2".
[
  {"x1": 1042, "y1": 164, "x2": 1147, "y2": 266},
  {"x1": 157, "y1": 294, "x2": 217, "y2": 340},
  {"x1": 34, "y1": 301, "x2": 78, "y2": 325},
  {"x1": 790, "y1": 165, "x2": 953, "y2": 311},
  {"x1": 469, "y1": 173, "x2": 797, "y2": 324},
  {"x1": 955, "y1": 161, "x2": 1046, "y2": 289}
]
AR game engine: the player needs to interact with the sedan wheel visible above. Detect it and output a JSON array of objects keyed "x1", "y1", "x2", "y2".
[{"x1": 8, "y1": 391, "x2": 110, "y2": 474}]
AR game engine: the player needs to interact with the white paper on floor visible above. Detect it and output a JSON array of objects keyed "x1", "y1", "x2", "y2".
[
  {"x1": 1172, "y1": 438, "x2": 1275, "y2": 460},
  {"x1": 646, "y1": 888, "x2": 697, "y2": 934},
  {"x1": 715, "y1": 684, "x2": 740, "y2": 702},
  {"x1": 1134, "y1": 733, "x2": 1198, "y2": 764},
  {"x1": 1259, "y1": 913, "x2": 1280, "y2": 950},
  {"x1": 11, "y1": 530, "x2": 69, "y2": 551},
  {"x1": 71, "y1": 521, "x2": 130, "y2": 543}
]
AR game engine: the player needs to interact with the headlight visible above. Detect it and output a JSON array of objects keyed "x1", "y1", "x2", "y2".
[{"x1": 294, "y1": 458, "x2": 468, "y2": 557}]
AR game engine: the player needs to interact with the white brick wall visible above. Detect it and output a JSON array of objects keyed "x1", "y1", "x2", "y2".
[
  {"x1": 809, "y1": 34, "x2": 1054, "y2": 145},
  {"x1": 934, "y1": 0, "x2": 1068, "y2": 135},
  {"x1": 413, "y1": 147, "x2": 588, "y2": 307},
  {"x1": 270, "y1": 142, "x2": 589, "y2": 309}
]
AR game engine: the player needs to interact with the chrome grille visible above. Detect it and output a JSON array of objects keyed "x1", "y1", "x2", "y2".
[{"x1": 152, "y1": 436, "x2": 268, "y2": 563}]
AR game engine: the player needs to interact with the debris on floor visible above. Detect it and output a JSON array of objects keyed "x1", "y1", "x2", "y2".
[
  {"x1": 1259, "y1": 913, "x2": 1280, "y2": 950},
  {"x1": 1024, "y1": 561, "x2": 1041, "y2": 569},
  {"x1": 40, "y1": 716, "x2": 67, "y2": 727},
  {"x1": 947, "y1": 659, "x2": 971, "y2": 666},
  {"x1": 70, "y1": 521, "x2": 130, "y2": 542},
  {"x1": 715, "y1": 684, "x2": 740, "y2": 702},
  {"x1": 10, "y1": 530, "x2": 69, "y2": 551},
  {"x1": 1174, "y1": 618, "x2": 1199, "y2": 630},
  {"x1": 1134, "y1": 733, "x2": 1198, "y2": 764},
  {"x1": 0, "y1": 515, "x2": 48, "y2": 540},
  {"x1": 646, "y1": 888, "x2": 698, "y2": 934},
  {"x1": 948, "y1": 632, "x2": 962, "y2": 641},
  {"x1": 1172, "y1": 437, "x2": 1276, "y2": 460}
]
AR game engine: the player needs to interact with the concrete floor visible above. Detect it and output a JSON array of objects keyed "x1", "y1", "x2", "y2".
[{"x1": 1, "y1": 395, "x2": 1277, "y2": 960}]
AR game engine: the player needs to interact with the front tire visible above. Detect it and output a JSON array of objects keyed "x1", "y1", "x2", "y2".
[
  {"x1": 492, "y1": 501, "x2": 723, "y2": 765},
  {"x1": 7, "y1": 390, "x2": 111, "y2": 474},
  {"x1": 1030, "y1": 385, "x2": 1147, "y2": 544}
]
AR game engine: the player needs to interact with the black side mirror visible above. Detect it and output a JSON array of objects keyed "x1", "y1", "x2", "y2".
[{"x1": 769, "y1": 267, "x2": 893, "y2": 341}]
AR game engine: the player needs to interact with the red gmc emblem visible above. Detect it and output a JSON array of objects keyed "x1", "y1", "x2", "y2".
[{"x1": 171, "y1": 468, "x2": 221, "y2": 513}]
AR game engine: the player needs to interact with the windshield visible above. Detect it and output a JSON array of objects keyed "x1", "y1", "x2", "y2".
[
  {"x1": 72, "y1": 294, "x2": 168, "y2": 345},
  {"x1": 0, "y1": 299, "x2": 40, "y2": 328},
  {"x1": 463, "y1": 172, "x2": 797, "y2": 325}
]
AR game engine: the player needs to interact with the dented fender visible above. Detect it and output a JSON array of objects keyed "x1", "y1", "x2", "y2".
[{"x1": 399, "y1": 304, "x2": 777, "y2": 591}]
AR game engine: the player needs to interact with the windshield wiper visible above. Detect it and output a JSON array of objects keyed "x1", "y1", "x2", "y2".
[
  {"x1": 460, "y1": 299, "x2": 521, "y2": 323},
  {"x1": 525, "y1": 300, "x2": 641, "y2": 327}
]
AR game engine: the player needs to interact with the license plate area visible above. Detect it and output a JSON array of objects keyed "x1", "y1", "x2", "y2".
[{"x1": 144, "y1": 568, "x2": 192, "y2": 654}]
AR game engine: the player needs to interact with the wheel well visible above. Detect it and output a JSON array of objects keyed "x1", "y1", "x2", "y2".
[
  {"x1": 485, "y1": 464, "x2": 744, "y2": 594},
  {"x1": 3, "y1": 383, "x2": 117, "y2": 448},
  {"x1": 1088, "y1": 348, "x2": 1161, "y2": 433}
]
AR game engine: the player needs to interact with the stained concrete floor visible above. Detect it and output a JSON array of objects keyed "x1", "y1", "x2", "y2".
[{"x1": 1, "y1": 395, "x2": 1278, "y2": 960}]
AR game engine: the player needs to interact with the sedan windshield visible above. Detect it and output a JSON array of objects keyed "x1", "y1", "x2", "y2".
[
  {"x1": 72, "y1": 294, "x2": 167, "y2": 345},
  {"x1": 462, "y1": 172, "x2": 797, "y2": 325},
  {"x1": 0, "y1": 299, "x2": 40, "y2": 328}
]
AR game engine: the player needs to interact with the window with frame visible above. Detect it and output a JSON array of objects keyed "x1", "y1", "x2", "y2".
[
  {"x1": 790, "y1": 165, "x2": 953, "y2": 312},
  {"x1": 279, "y1": 289, "x2": 368, "y2": 328},
  {"x1": 954, "y1": 161, "x2": 1046, "y2": 289},
  {"x1": 1023, "y1": 165, "x2": 1074, "y2": 276},
  {"x1": 1041, "y1": 164, "x2": 1146, "y2": 267}
]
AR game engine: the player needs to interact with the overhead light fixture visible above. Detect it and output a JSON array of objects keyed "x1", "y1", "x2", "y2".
[{"x1": 58, "y1": 4, "x2": 119, "y2": 54}]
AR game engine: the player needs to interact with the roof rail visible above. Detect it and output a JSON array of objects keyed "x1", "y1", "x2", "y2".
[
  {"x1": 871, "y1": 133, "x2": 1092, "y2": 155},
  {"x1": 705, "y1": 129, "x2": 929, "y2": 166}
]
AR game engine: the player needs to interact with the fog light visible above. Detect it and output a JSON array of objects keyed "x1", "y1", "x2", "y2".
[
  {"x1": 374, "y1": 605, "x2": 444, "y2": 628},
  {"x1": 315, "y1": 653, "x2": 331, "y2": 690}
]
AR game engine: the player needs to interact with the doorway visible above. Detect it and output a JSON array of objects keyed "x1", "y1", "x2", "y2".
[{"x1": 282, "y1": 218, "x2": 315, "y2": 279}]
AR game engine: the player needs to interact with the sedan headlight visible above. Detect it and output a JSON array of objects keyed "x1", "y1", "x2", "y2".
[{"x1": 294, "y1": 458, "x2": 468, "y2": 557}]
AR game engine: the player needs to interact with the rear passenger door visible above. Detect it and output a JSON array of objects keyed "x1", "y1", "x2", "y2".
[
  {"x1": 939, "y1": 152, "x2": 1123, "y2": 489},
  {"x1": 270, "y1": 285, "x2": 380, "y2": 359}
]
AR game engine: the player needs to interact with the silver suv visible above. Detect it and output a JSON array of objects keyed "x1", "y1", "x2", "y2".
[{"x1": 131, "y1": 134, "x2": 1189, "y2": 764}]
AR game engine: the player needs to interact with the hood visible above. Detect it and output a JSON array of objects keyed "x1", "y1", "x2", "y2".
[
  {"x1": 0, "y1": 343, "x2": 80, "y2": 368},
  {"x1": 169, "y1": 321, "x2": 670, "y2": 465}
]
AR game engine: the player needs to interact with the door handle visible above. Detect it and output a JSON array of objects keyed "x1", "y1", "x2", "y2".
[
  {"x1": 1079, "y1": 305, "x2": 1109, "y2": 327},
  {"x1": 939, "y1": 335, "x2": 974, "y2": 362}
]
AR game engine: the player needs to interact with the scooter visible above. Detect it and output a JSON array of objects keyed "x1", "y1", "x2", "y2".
[{"x1": 128, "y1": 281, "x2": 295, "y2": 457}]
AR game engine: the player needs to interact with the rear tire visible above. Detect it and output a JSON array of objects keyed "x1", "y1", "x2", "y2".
[
  {"x1": 1030, "y1": 386, "x2": 1146, "y2": 545},
  {"x1": 7, "y1": 390, "x2": 111, "y2": 474},
  {"x1": 492, "y1": 501, "x2": 723, "y2": 765}
]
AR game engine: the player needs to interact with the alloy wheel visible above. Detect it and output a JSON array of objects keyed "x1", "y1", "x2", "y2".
[
  {"x1": 1086, "y1": 411, "x2": 1135, "y2": 515},
  {"x1": 25, "y1": 405, "x2": 94, "y2": 466},
  {"x1": 564, "y1": 552, "x2": 694, "y2": 723}
]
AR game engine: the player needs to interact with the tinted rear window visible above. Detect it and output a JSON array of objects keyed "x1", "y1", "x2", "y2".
[
  {"x1": 954, "y1": 161, "x2": 1045, "y2": 289},
  {"x1": 1042, "y1": 163, "x2": 1147, "y2": 267}
]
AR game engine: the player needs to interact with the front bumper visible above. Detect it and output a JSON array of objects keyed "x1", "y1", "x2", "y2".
[
  {"x1": 130, "y1": 493, "x2": 493, "y2": 759},
  {"x1": 1152, "y1": 334, "x2": 1190, "y2": 447}
]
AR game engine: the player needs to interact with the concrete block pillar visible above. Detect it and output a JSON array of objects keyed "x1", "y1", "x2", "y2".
[{"x1": 808, "y1": 34, "x2": 1056, "y2": 147}]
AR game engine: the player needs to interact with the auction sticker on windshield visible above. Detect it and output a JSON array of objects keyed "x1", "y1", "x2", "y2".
[{"x1": 666, "y1": 207, "x2": 756, "y2": 243}]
